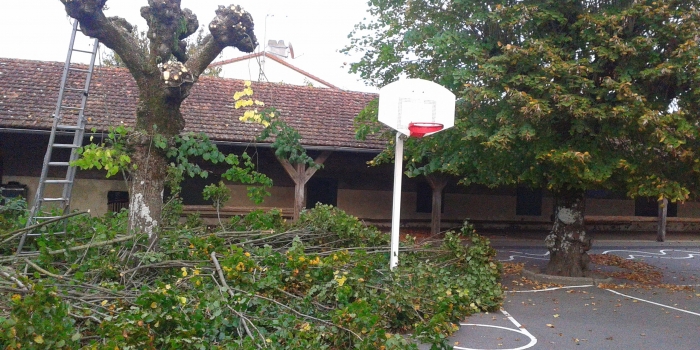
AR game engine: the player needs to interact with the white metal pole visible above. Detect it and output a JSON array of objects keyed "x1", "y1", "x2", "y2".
[{"x1": 390, "y1": 132, "x2": 405, "y2": 270}]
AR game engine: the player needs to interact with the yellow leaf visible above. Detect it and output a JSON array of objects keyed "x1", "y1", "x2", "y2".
[
  {"x1": 151, "y1": 302, "x2": 157, "y2": 309},
  {"x1": 34, "y1": 335, "x2": 44, "y2": 344}
]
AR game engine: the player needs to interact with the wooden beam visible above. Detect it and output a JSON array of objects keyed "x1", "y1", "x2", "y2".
[
  {"x1": 277, "y1": 151, "x2": 333, "y2": 221},
  {"x1": 305, "y1": 151, "x2": 332, "y2": 178},
  {"x1": 426, "y1": 173, "x2": 449, "y2": 235}
]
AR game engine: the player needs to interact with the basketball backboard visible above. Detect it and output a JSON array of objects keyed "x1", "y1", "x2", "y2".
[{"x1": 378, "y1": 79, "x2": 456, "y2": 137}]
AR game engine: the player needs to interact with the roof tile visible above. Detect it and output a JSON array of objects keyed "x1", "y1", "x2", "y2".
[{"x1": 0, "y1": 58, "x2": 385, "y2": 151}]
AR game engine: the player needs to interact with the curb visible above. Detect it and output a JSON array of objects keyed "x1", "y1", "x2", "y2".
[{"x1": 521, "y1": 267, "x2": 613, "y2": 285}]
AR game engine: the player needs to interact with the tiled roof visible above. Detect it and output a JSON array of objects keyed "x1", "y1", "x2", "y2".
[{"x1": 0, "y1": 57, "x2": 385, "y2": 151}]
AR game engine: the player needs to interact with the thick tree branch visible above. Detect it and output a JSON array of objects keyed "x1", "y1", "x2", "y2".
[
  {"x1": 60, "y1": 0, "x2": 149, "y2": 81},
  {"x1": 140, "y1": 0, "x2": 199, "y2": 65},
  {"x1": 186, "y1": 4, "x2": 258, "y2": 78}
]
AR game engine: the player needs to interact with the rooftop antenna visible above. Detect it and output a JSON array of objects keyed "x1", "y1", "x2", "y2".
[{"x1": 258, "y1": 14, "x2": 273, "y2": 82}]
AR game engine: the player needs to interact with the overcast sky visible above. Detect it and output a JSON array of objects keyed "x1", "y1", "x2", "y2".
[{"x1": 0, "y1": 0, "x2": 377, "y2": 92}]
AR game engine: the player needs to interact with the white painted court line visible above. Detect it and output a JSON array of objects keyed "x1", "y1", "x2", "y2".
[
  {"x1": 601, "y1": 249, "x2": 700, "y2": 260},
  {"x1": 499, "y1": 251, "x2": 549, "y2": 262},
  {"x1": 506, "y1": 285, "x2": 594, "y2": 293},
  {"x1": 605, "y1": 289, "x2": 700, "y2": 317},
  {"x1": 456, "y1": 308, "x2": 537, "y2": 350}
]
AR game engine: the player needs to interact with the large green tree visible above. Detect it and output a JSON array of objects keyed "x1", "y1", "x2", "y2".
[
  {"x1": 348, "y1": 0, "x2": 700, "y2": 276},
  {"x1": 61, "y1": 0, "x2": 257, "y2": 243}
]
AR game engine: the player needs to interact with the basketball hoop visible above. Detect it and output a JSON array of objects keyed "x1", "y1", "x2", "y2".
[
  {"x1": 377, "y1": 78, "x2": 456, "y2": 270},
  {"x1": 408, "y1": 122, "x2": 444, "y2": 138}
]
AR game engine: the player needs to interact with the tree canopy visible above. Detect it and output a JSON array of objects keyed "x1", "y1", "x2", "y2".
[{"x1": 347, "y1": 0, "x2": 700, "y2": 276}]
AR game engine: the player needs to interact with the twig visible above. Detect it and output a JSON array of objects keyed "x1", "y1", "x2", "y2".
[
  {"x1": 1, "y1": 211, "x2": 89, "y2": 239},
  {"x1": 2, "y1": 235, "x2": 142, "y2": 262},
  {"x1": 0, "y1": 268, "x2": 28, "y2": 291},
  {"x1": 24, "y1": 259, "x2": 129, "y2": 297},
  {"x1": 210, "y1": 252, "x2": 264, "y2": 346},
  {"x1": 226, "y1": 305, "x2": 266, "y2": 349},
  {"x1": 70, "y1": 312, "x2": 102, "y2": 323},
  {"x1": 119, "y1": 260, "x2": 208, "y2": 276},
  {"x1": 210, "y1": 252, "x2": 234, "y2": 298},
  {"x1": 228, "y1": 285, "x2": 363, "y2": 341},
  {"x1": 275, "y1": 287, "x2": 333, "y2": 311},
  {"x1": 124, "y1": 233, "x2": 157, "y2": 277}
]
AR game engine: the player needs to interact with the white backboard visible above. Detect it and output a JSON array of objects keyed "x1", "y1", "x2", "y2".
[{"x1": 378, "y1": 79, "x2": 456, "y2": 136}]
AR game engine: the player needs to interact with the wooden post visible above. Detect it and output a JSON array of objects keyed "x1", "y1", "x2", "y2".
[
  {"x1": 278, "y1": 151, "x2": 332, "y2": 220},
  {"x1": 425, "y1": 174, "x2": 448, "y2": 235},
  {"x1": 657, "y1": 197, "x2": 668, "y2": 242}
]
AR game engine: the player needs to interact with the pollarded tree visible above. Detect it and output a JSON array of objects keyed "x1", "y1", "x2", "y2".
[
  {"x1": 347, "y1": 0, "x2": 700, "y2": 276},
  {"x1": 60, "y1": 0, "x2": 257, "y2": 243}
]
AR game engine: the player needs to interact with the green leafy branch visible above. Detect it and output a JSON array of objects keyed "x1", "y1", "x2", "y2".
[{"x1": 235, "y1": 81, "x2": 316, "y2": 168}]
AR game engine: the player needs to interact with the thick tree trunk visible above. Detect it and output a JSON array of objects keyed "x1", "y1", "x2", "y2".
[
  {"x1": 127, "y1": 138, "x2": 168, "y2": 246},
  {"x1": 657, "y1": 197, "x2": 668, "y2": 242},
  {"x1": 125, "y1": 78, "x2": 185, "y2": 244},
  {"x1": 545, "y1": 189, "x2": 591, "y2": 277}
]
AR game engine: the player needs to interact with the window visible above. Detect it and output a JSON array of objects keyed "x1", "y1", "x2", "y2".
[
  {"x1": 416, "y1": 181, "x2": 444, "y2": 213},
  {"x1": 306, "y1": 178, "x2": 338, "y2": 208},
  {"x1": 516, "y1": 187, "x2": 542, "y2": 216},
  {"x1": 635, "y1": 197, "x2": 677, "y2": 217},
  {"x1": 107, "y1": 191, "x2": 129, "y2": 213}
]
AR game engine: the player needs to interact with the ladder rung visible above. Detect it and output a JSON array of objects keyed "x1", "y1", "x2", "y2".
[
  {"x1": 60, "y1": 106, "x2": 84, "y2": 110},
  {"x1": 42, "y1": 198, "x2": 68, "y2": 202},
  {"x1": 72, "y1": 48, "x2": 94, "y2": 54},
  {"x1": 68, "y1": 67, "x2": 91, "y2": 73},
  {"x1": 48, "y1": 162, "x2": 70, "y2": 166},
  {"x1": 56, "y1": 125, "x2": 82, "y2": 130},
  {"x1": 53, "y1": 143, "x2": 80, "y2": 148},
  {"x1": 44, "y1": 179, "x2": 73, "y2": 184}
]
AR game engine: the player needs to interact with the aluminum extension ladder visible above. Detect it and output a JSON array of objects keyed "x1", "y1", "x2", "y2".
[{"x1": 17, "y1": 20, "x2": 99, "y2": 253}]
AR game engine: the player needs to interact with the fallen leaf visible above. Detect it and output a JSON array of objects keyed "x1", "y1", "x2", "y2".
[
  {"x1": 553, "y1": 314, "x2": 560, "y2": 318},
  {"x1": 546, "y1": 324, "x2": 555, "y2": 328}
]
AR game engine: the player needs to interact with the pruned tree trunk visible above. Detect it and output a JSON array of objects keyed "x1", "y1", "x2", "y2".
[
  {"x1": 657, "y1": 197, "x2": 668, "y2": 242},
  {"x1": 127, "y1": 138, "x2": 168, "y2": 246},
  {"x1": 60, "y1": 0, "x2": 258, "y2": 243},
  {"x1": 545, "y1": 189, "x2": 591, "y2": 277},
  {"x1": 425, "y1": 173, "x2": 448, "y2": 235}
]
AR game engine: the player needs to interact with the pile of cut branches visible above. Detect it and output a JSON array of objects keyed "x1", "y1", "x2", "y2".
[{"x1": 0, "y1": 204, "x2": 503, "y2": 349}]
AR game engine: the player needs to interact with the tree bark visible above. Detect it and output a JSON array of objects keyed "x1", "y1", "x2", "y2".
[
  {"x1": 657, "y1": 197, "x2": 668, "y2": 242},
  {"x1": 127, "y1": 137, "x2": 168, "y2": 245},
  {"x1": 545, "y1": 189, "x2": 591, "y2": 277},
  {"x1": 425, "y1": 174, "x2": 448, "y2": 235}
]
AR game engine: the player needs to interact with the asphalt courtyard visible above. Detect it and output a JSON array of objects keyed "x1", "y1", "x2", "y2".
[{"x1": 425, "y1": 231, "x2": 700, "y2": 350}]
